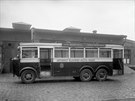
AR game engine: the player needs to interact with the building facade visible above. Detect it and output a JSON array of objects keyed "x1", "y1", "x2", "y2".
[
  {"x1": 124, "y1": 39, "x2": 135, "y2": 65},
  {"x1": 0, "y1": 27, "x2": 135, "y2": 73},
  {"x1": 0, "y1": 28, "x2": 31, "y2": 73}
]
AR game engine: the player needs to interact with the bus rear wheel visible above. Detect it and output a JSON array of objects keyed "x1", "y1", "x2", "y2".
[
  {"x1": 96, "y1": 68, "x2": 107, "y2": 81},
  {"x1": 80, "y1": 69, "x2": 93, "y2": 82},
  {"x1": 21, "y1": 70, "x2": 36, "y2": 84}
]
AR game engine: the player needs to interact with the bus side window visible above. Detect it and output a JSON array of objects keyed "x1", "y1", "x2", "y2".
[
  {"x1": 70, "y1": 48, "x2": 84, "y2": 58},
  {"x1": 99, "y1": 48, "x2": 111, "y2": 58},
  {"x1": 22, "y1": 47, "x2": 38, "y2": 58},
  {"x1": 55, "y1": 47, "x2": 69, "y2": 58},
  {"x1": 85, "y1": 48, "x2": 98, "y2": 58}
]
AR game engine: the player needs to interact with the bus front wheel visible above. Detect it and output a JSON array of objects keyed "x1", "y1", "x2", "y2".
[
  {"x1": 80, "y1": 69, "x2": 93, "y2": 82},
  {"x1": 21, "y1": 70, "x2": 36, "y2": 83}
]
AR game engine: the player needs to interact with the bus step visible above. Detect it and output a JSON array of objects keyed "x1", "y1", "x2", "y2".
[{"x1": 40, "y1": 71, "x2": 51, "y2": 78}]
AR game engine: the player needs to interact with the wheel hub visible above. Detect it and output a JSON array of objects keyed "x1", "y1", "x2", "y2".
[
  {"x1": 83, "y1": 73, "x2": 90, "y2": 79},
  {"x1": 25, "y1": 74, "x2": 32, "y2": 80},
  {"x1": 99, "y1": 71, "x2": 106, "y2": 78}
]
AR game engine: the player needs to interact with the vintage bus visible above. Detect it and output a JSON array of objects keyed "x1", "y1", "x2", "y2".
[{"x1": 11, "y1": 42, "x2": 124, "y2": 83}]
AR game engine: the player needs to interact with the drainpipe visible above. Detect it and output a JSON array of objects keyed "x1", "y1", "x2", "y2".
[
  {"x1": 123, "y1": 36, "x2": 127, "y2": 58},
  {"x1": 31, "y1": 28, "x2": 34, "y2": 42},
  {"x1": 122, "y1": 36, "x2": 127, "y2": 75}
]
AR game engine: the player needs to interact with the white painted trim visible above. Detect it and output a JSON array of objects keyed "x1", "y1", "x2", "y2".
[
  {"x1": 38, "y1": 47, "x2": 40, "y2": 58},
  {"x1": 20, "y1": 58, "x2": 39, "y2": 63},
  {"x1": 69, "y1": 47, "x2": 71, "y2": 58},
  {"x1": 111, "y1": 49, "x2": 113, "y2": 58},
  {"x1": 39, "y1": 46, "x2": 54, "y2": 48},
  {"x1": 84, "y1": 48, "x2": 86, "y2": 58},
  {"x1": 53, "y1": 58, "x2": 113, "y2": 62},
  {"x1": 98, "y1": 48, "x2": 99, "y2": 58},
  {"x1": 123, "y1": 48, "x2": 124, "y2": 58},
  {"x1": 53, "y1": 47, "x2": 55, "y2": 59},
  {"x1": 20, "y1": 43, "x2": 62, "y2": 47},
  {"x1": 105, "y1": 44, "x2": 124, "y2": 49}
]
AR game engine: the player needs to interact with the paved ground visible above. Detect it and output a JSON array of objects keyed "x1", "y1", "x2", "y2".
[{"x1": 0, "y1": 72, "x2": 135, "y2": 101}]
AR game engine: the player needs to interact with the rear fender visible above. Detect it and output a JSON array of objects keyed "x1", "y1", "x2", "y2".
[
  {"x1": 80, "y1": 65, "x2": 94, "y2": 74},
  {"x1": 95, "y1": 65, "x2": 110, "y2": 75}
]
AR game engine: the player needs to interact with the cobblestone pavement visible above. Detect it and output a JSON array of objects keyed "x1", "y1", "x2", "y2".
[{"x1": 0, "y1": 73, "x2": 135, "y2": 101}]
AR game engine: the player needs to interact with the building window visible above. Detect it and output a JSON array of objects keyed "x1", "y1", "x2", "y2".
[
  {"x1": 124, "y1": 49, "x2": 131, "y2": 59},
  {"x1": 99, "y1": 48, "x2": 111, "y2": 58},
  {"x1": 22, "y1": 47, "x2": 38, "y2": 58},
  {"x1": 55, "y1": 47, "x2": 69, "y2": 58},
  {"x1": 124, "y1": 49, "x2": 131, "y2": 64},
  {"x1": 71, "y1": 48, "x2": 84, "y2": 58},
  {"x1": 85, "y1": 48, "x2": 98, "y2": 58}
]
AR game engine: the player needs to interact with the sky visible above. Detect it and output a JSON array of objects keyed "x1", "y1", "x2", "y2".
[{"x1": 0, "y1": 0, "x2": 135, "y2": 40}]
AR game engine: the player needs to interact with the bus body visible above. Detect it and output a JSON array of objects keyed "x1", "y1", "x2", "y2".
[{"x1": 11, "y1": 42, "x2": 124, "y2": 83}]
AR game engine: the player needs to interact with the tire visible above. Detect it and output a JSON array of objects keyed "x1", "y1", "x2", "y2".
[
  {"x1": 21, "y1": 70, "x2": 36, "y2": 84},
  {"x1": 96, "y1": 69, "x2": 107, "y2": 81},
  {"x1": 80, "y1": 69, "x2": 93, "y2": 82}
]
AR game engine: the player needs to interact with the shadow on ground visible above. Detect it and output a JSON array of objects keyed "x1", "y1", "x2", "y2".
[{"x1": 14, "y1": 77, "x2": 120, "y2": 84}]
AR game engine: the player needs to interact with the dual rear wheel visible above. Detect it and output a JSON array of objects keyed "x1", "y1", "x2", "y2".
[
  {"x1": 95, "y1": 69, "x2": 108, "y2": 81},
  {"x1": 79, "y1": 68, "x2": 108, "y2": 82},
  {"x1": 80, "y1": 69, "x2": 93, "y2": 82}
]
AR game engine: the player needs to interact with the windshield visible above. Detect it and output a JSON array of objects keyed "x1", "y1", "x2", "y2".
[{"x1": 22, "y1": 47, "x2": 38, "y2": 58}]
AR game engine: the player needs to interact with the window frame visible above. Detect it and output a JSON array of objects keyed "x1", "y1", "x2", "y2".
[
  {"x1": 99, "y1": 48, "x2": 111, "y2": 58},
  {"x1": 54, "y1": 47, "x2": 69, "y2": 58},
  {"x1": 21, "y1": 47, "x2": 38, "y2": 59},
  {"x1": 85, "y1": 48, "x2": 98, "y2": 58},
  {"x1": 70, "y1": 48, "x2": 84, "y2": 58}
]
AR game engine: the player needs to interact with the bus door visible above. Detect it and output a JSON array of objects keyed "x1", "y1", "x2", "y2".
[
  {"x1": 113, "y1": 49, "x2": 124, "y2": 74},
  {"x1": 40, "y1": 48, "x2": 52, "y2": 71}
]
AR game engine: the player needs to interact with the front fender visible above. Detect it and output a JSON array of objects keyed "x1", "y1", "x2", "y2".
[{"x1": 19, "y1": 67, "x2": 38, "y2": 77}]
